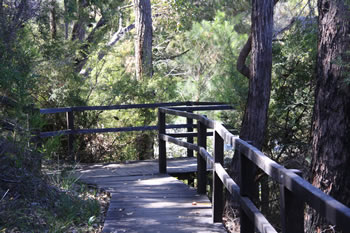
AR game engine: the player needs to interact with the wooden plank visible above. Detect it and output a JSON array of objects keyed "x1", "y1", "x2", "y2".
[
  {"x1": 167, "y1": 132, "x2": 213, "y2": 138},
  {"x1": 66, "y1": 111, "x2": 75, "y2": 161},
  {"x1": 197, "y1": 121, "x2": 207, "y2": 195},
  {"x1": 280, "y1": 169, "x2": 350, "y2": 230},
  {"x1": 240, "y1": 197, "x2": 277, "y2": 233},
  {"x1": 214, "y1": 164, "x2": 277, "y2": 233},
  {"x1": 213, "y1": 131, "x2": 224, "y2": 223},
  {"x1": 235, "y1": 138, "x2": 350, "y2": 230},
  {"x1": 158, "y1": 110, "x2": 166, "y2": 174},
  {"x1": 40, "y1": 102, "x2": 229, "y2": 114},
  {"x1": 199, "y1": 147, "x2": 214, "y2": 169},
  {"x1": 40, "y1": 102, "x2": 191, "y2": 114},
  {"x1": 160, "y1": 107, "x2": 203, "y2": 121},
  {"x1": 186, "y1": 111, "x2": 194, "y2": 157},
  {"x1": 240, "y1": 148, "x2": 256, "y2": 233},
  {"x1": 280, "y1": 170, "x2": 304, "y2": 233},
  {"x1": 169, "y1": 105, "x2": 234, "y2": 112},
  {"x1": 39, "y1": 124, "x2": 194, "y2": 138},
  {"x1": 237, "y1": 139, "x2": 284, "y2": 183},
  {"x1": 160, "y1": 134, "x2": 199, "y2": 152},
  {"x1": 75, "y1": 164, "x2": 226, "y2": 233}
]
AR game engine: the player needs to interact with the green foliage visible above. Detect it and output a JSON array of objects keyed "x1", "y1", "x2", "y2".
[
  {"x1": 267, "y1": 19, "x2": 317, "y2": 168},
  {"x1": 0, "y1": 169, "x2": 101, "y2": 233}
]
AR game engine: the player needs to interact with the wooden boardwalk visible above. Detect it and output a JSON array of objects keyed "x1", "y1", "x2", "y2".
[{"x1": 76, "y1": 157, "x2": 226, "y2": 233}]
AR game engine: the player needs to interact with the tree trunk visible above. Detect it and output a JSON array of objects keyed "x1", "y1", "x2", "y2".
[
  {"x1": 71, "y1": 0, "x2": 87, "y2": 42},
  {"x1": 133, "y1": 0, "x2": 153, "y2": 80},
  {"x1": 307, "y1": 1, "x2": 350, "y2": 231},
  {"x1": 49, "y1": 0, "x2": 57, "y2": 39},
  {"x1": 227, "y1": 0, "x2": 274, "y2": 219},
  {"x1": 64, "y1": 0, "x2": 69, "y2": 40},
  {"x1": 230, "y1": 0, "x2": 273, "y2": 183}
]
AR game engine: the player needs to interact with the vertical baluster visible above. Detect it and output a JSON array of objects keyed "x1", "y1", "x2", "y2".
[
  {"x1": 280, "y1": 170, "x2": 304, "y2": 233},
  {"x1": 213, "y1": 130, "x2": 224, "y2": 222},
  {"x1": 186, "y1": 111, "x2": 194, "y2": 157},
  {"x1": 66, "y1": 110, "x2": 75, "y2": 161},
  {"x1": 239, "y1": 144, "x2": 255, "y2": 233},
  {"x1": 197, "y1": 119, "x2": 207, "y2": 194},
  {"x1": 158, "y1": 109, "x2": 166, "y2": 174}
]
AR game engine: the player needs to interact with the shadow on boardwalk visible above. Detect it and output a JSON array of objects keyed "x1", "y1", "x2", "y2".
[{"x1": 76, "y1": 158, "x2": 226, "y2": 233}]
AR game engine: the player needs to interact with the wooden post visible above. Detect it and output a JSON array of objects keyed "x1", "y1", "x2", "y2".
[
  {"x1": 280, "y1": 170, "x2": 304, "y2": 233},
  {"x1": 213, "y1": 130, "x2": 224, "y2": 222},
  {"x1": 66, "y1": 110, "x2": 75, "y2": 161},
  {"x1": 239, "y1": 146, "x2": 255, "y2": 233},
  {"x1": 158, "y1": 109, "x2": 166, "y2": 174},
  {"x1": 197, "y1": 120, "x2": 207, "y2": 194},
  {"x1": 186, "y1": 111, "x2": 194, "y2": 157}
]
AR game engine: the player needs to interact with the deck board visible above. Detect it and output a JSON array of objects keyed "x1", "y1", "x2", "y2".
[{"x1": 76, "y1": 158, "x2": 226, "y2": 233}]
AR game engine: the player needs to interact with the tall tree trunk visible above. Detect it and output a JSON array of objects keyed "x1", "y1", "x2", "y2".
[
  {"x1": 240, "y1": 0, "x2": 273, "y2": 149},
  {"x1": 64, "y1": 0, "x2": 69, "y2": 40},
  {"x1": 227, "y1": 0, "x2": 274, "y2": 218},
  {"x1": 307, "y1": 1, "x2": 350, "y2": 231},
  {"x1": 71, "y1": 0, "x2": 87, "y2": 42},
  {"x1": 133, "y1": 0, "x2": 153, "y2": 80},
  {"x1": 230, "y1": 0, "x2": 274, "y2": 183},
  {"x1": 49, "y1": 0, "x2": 57, "y2": 39}
]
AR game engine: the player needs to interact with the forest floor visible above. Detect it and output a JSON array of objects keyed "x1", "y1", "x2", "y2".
[{"x1": 0, "y1": 161, "x2": 110, "y2": 233}]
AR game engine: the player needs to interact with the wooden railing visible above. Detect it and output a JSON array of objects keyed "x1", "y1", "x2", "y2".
[
  {"x1": 158, "y1": 107, "x2": 350, "y2": 233},
  {"x1": 39, "y1": 102, "x2": 234, "y2": 160}
]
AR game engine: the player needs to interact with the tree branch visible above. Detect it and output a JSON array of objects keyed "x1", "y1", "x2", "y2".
[
  {"x1": 236, "y1": 0, "x2": 279, "y2": 80},
  {"x1": 155, "y1": 49, "x2": 190, "y2": 62},
  {"x1": 74, "y1": 17, "x2": 107, "y2": 72},
  {"x1": 79, "y1": 23, "x2": 135, "y2": 76},
  {"x1": 236, "y1": 35, "x2": 252, "y2": 79}
]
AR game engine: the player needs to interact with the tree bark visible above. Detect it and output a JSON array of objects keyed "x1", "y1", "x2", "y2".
[
  {"x1": 228, "y1": 0, "x2": 274, "y2": 214},
  {"x1": 74, "y1": 17, "x2": 107, "y2": 72},
  {"x1": 240, "y1": 0, "x2": 273, "y2": 149},
  {"x1": 236, "y1": 35, "x2": 251, "y2": 79},
  {"x1": 133, "y1": 0, "x2": 153, "y2": 80},
  {"x1": 71, "y1": 0, "x2": 88, "y2": 42},
  {"x1": 49, "y1": 0, "x2": 57, "y2": 39},
  {"x1": 307, "y1": 1, "x2": 350, "y2": 231}
]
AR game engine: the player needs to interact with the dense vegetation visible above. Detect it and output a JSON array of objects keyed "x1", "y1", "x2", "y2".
[{"x1": 1, "y1": 0, "x2": 349, "y2": 232}]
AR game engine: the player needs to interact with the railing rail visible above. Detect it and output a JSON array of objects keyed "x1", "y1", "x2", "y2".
[
  {"x1": 158, "y1": 107, "x2": 350, "y2": 233},
  {"x1": 39, "y1": 102, "x2": 234, "y2": 161}
]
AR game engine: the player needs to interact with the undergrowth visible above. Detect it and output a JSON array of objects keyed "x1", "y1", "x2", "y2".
[{"x1": 0, "y1": 157, "x2": 105, "y2": 233}]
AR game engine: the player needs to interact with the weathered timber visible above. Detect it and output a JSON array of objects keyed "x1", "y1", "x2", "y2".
[
  {"x1": 239, "y1": 146, "x2": 256, "y2": 233},
  {"x1": 158, "y1": 110, "x2": 166, "y2": 174},
  {"x1": 280, "y1": 169, "x2": 304, "y2": 233},
  {"x1": 167, "y1": 132, "x2": 213, "y2": 138},
  {"x1": 39, "y1": 124, "x2": 195, "y2": 138},
  {"x1": 214, "y1": 164, "x2": 277, "y2": 233},
  {"x1": 159, "y1": 107, "x2": 350, "y2": 233},
  {"x1": 197, "y1": 121, "x2": 207, "y2": 195},
  {"x1": 186, "y1": 109, "x2": 194, "y2": 157},
  {"x1": 159, "y1": 134, "x2": 199, "y2": 152},
  {"x1": 75, "y1": 158, "x2": 226, "y2": 233},
  {"x1": 159, "y1": 107, "x2": 203, "y2": 121},
  {"x1": 40, "y1": 101, "x2": 229, "y2": 114},
  {"x1": 213, "y1": 131, "x2": 224, "y2": 223},
  {"x1": 199, "y1": 147, "x2": 214, "y2": 169},
  {"x1": 169, "y1": 105, "x2": 234, "y2": 112},
  {"x1": 159, "y1": 108, "x2": 216, "y2": 129},
  {"x1": 66, "y1": 111, "x2": 75, "y2": 161},
  {"x1": 235, "y1": 138, "x2": 350, "y2": 230}
]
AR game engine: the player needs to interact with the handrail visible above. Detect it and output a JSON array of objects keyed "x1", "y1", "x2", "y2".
[
  {"x1": 39, "y1": 102, "x2": 234, "y2": 161},
  {"x1": 40, "y1": 101, "x2": 230, "y2": 114},
  {"x1": 158, "y1": 107, "x2": 350, "y2": 233}
]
